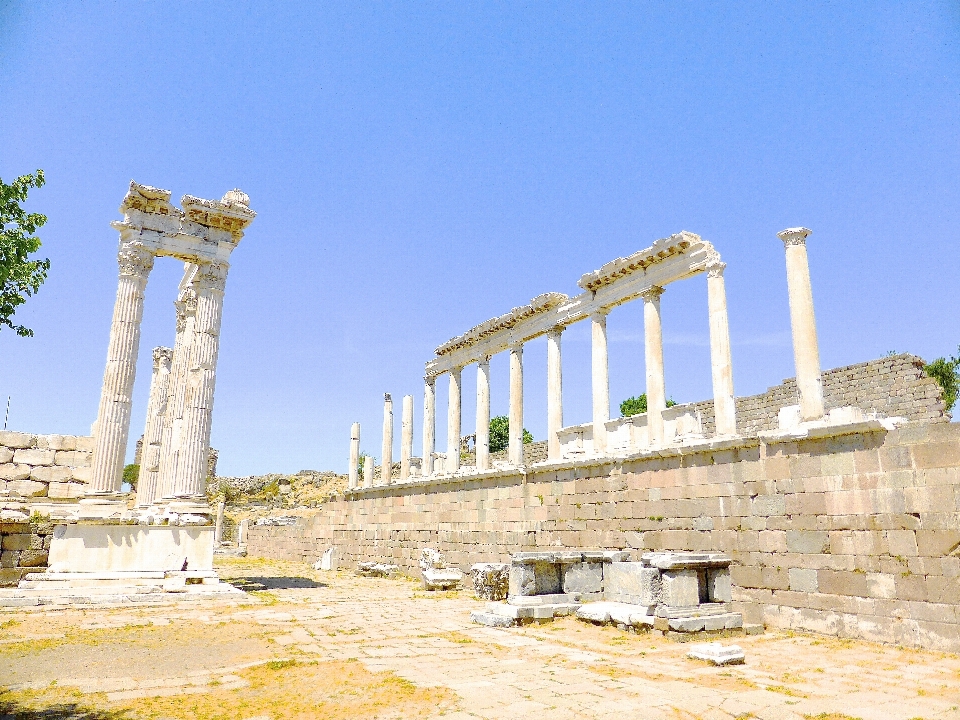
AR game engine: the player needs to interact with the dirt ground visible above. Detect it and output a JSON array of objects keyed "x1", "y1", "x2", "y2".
[{"x1": 1, "y1": 557, "x2": 959, "y2": 720}]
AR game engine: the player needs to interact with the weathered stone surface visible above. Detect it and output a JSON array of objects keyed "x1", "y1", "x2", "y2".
[
  {"x1": 470, "y1": 610, "x2": 514, "y2": 627},
  {"x1": 315, "y1": 547, "x2": 338, "y2": 571},
  {"x1": 8, "y1": 480, "x2": 47, "y2": 497},
  {"x1": 562, "y1": 562, "x2": 602, "y2": 594},
  {"x1": 54, "y1": 450, "x2": 91, "y2": 467},
  {"x1": 18, "y1": 549, "x2": 48, "y2": 567},
  {"x1": 687, "y1": 642, "x2": 745, "y2": 665},
  {"x1": 471, "y1": 563, "x2": 509, "y2": 601},
  {"x1": 0, "y1": 432, "x2": 34, "y2": 448},
  {"x1": 709, "y1": 568, "x2": 732, "y2": 602},
  {"x1": 48, "y1": 482, "x2": 86, "y2": 499},
  {"x1": 605, "y1": 562, "x2": 660, "y2": 606},
  {"x1": 0, "y1": 464, "x2": 31, "y2": 481},
  {"x1": 509, "y1": 560, "x2": 560, "y2": 596},
  {"x1": 422, "y1": 567, "x2": 462, "y2": 590},
  {"x1": 12, "y1": 449, "x2": 55, "y2": 466},
  {"x1": 0, "y1": 449, "x2": 12, "y2": 464},
  {"x1": 789, "y1": 567, "x2": 819, "y2": 593},
  {"x1": 30, "y1": 465, "x2": 73, "y2": 483},
  {"x1": 661, "y1": 569, "x2": 700, "y2": 607}
]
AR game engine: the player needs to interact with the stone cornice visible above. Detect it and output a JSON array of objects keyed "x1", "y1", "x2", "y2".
[
  {"x1": 577, "y1": 232, "x2": 697, "y2": 292},
  {"x1": 181, "y1": 192, "x2": 257, "y2": 240}
]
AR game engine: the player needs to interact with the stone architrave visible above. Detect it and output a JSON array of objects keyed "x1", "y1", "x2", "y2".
[
  {"x1": 508, "y1": 345, "x2": 524, "y2": 466},
  {"x1": 135, "y1": 347, "x2": 173, "y2": 507},
  {"x1": 422, "y1": 377, "x2": 436, "y2": 476},
  {"x1": 348, "y1": 422, "x2": 360, "y2": 490},
  {"x1": 89, "y1": 242, "x2": 155, "y2": 495},
  {"x1": 591, "y1": 312, "x2": 609, "y2": 454},
  {"x1": 642, "y1": 286, "x2": 666, "y2": 446},
  {"x1": 381, "y1": 394, "x2": 393, "y2": 486},
  {"x1": 400, "y1": 395, "x2": 413, "y2": 481},
  {"x1": 778, "y1": 227, "x2": 824, "y2": 421},
  {"x1": 706, "y1": 263, "x2": 736, "y2": 436},
  {"x1": 476, "y1": 358, "x2": 491, "y2": 471},
  {"x1": 447, "y1": 368, "x2": 461, "y2": 473},
  {"x1": 546, "y1": 328, "x2": 563, "y2": 461}
]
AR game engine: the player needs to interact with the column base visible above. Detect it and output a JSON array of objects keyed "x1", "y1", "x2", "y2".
[{"x1": 77, "y1": 496, "x2": 128, "y2": 521}]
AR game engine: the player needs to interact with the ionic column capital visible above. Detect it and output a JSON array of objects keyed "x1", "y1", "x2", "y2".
[
  {"x1": 706, "y1": 262, "x2": 727, "y2": 279},
  {"x1": 777, "y1": 227, "x2": 811, "y2": 247},
  {"x1": 640, "y1": 285, "x2": 665, "y2": 301},
  {"x1": 118, "y1": 243, "x2": 155, "y2": 278}
]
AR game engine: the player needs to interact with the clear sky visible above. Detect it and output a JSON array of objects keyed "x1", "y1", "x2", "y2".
[{"x1": 1, "y1": 2, "x2": 958, "y2": 476}]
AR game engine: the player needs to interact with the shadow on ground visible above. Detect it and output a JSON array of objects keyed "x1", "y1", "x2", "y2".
[
  {"x1": 225, "y1": 576, "x2": 327, "y2": 591},
  {"x1": 0, "y1": 695, "x2": 131, "y2": 720}
]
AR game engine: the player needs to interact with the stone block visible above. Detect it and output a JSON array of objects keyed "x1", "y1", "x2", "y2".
[
  {"x1": 30, "y1": 465, "x2": 72, "y2": 484},
  {"x1": 7, "y1": 480, "x2": 46, "y2": 497},
  {"x1": 75, "y1": 436, "x2": 96, "y2": 452},
  {"x1": 788, "y1": 568, "x2": 818, "y2": 593},
  {"x1": 866, "y1": 573, "x2": 896, "y2": 599},
  {"x1": 470, "y1": 610, "x2": 514, "y2": 627},
  {"x1": 912, "y1": 441, "x2": 960, "y2": 469},
  {"x1": 71, "y1": 467, "x2": 93, "y2": 483},
  {"x1": 752, "y1": 495, "x2": 785, "y2": 516},
  {"x1": 562, "y1": 562, "x2": 602, "y2": 594},
  {"x1": 0, "y1": 464, "x2": 31, "y2": 481},
  {"x1": 818, "y1": 569, "x2": 868, "y2": 597},
  {"x1": 916, "y1": 530, "x2": 960, "y2": 557},
  {"x1": 605, "y1": 562, "x2": 660, "y2": 605},
  {"x1": 472, "y1": 563, "x2": 509, "y2": 600},
  {"x1": 0, "y1": 550, "x2": 18, "y2": 568},
  {"x1": 18, "y1": 549, "x2": 48, "y2": 567},
  {"x1": 509, "y1": 560, "x2": 560, "y2": 596},
  {"x1": 886, "y1": 529, "x2": 918, "y2": 557},
  {"x1": 786, "y1": 530, "x2": 829, "y2": 554},
  {"x1": 0, "y1": 449, "x2": 12, "y2": 464},
  {"x1": 12, "y1": 448, "x2": 55, "y2": 466},
  {"x1": 661, "y1": 568, "x2": 700, "y2": 607},
  {"x1": 48, "y1": 482, "x2": 86, "y2": 499},
  {"x1": 708, "y1": 568, "x2": 732, "y2": 602},
  {"x1": 0, "y1": 431, "x2": 34, "y2": 449},
  {"x1": 54, "y1": 450, "x2": 91, "y2": 467}
]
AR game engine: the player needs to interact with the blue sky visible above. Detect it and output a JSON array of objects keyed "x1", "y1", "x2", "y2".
[{"x1": 1, "y1": 2, "x2": 958, "y2": 476}]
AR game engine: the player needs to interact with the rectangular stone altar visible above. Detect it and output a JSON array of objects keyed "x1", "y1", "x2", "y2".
[{"x1": 48, "y1": 524, "x2": 215, "y2": 573}]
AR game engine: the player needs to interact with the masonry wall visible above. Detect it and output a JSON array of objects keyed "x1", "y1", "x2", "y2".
[
  {"x1": 249, "y1": 421, "x2": 960, "y2": 652},
  {"x1": 0, "y1": 517, "x2": 55, "y2": 586},
  {"x1": 0, "y1": 431, "x2": 94, "y2": 500}
]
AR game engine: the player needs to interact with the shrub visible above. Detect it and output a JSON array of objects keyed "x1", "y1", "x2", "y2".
[
  {"x1": 122, "y1": 463, "x2": 139, "y2": 490},
  {"x1": 924, "y1": 347, "x2": 960, "y2": 413},
  {"x1": 488, "y1": 416, "x2": 533, "y2": 452},
  {"x1": 619, "y1": 394, "x2": 677, "y2": 417}
]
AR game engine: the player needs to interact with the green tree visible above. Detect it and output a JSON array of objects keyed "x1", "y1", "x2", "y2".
[
  {"x1": 619, "y1": 393, "x2": 677, "y2": 417},
  {"x1": 0, "y1": 170, "x2": 51, "y2": 337},
  {"x1": 122, "y1": 463, "x2": 140, "y2": 491},
  {"x1": 488, "y1": 415, "x2": 533, "y2": 452},
  {"x1": 924, "y1": 347, "x2": 960, "y2": 413}
]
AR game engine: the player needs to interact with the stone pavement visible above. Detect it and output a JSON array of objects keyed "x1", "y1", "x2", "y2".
[{"x1": 2, "y1": 558, "x2": 960, "y2": 720}]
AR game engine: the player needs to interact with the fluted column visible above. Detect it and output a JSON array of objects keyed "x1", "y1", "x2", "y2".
[
  {"x1": 446, "y1": 368, "x2": 462, "y2": 472},
  {"x1": 509, "y1": 344, "x2": 524, "y2": 466},
  {"x1": 547, "y1": 328, "x2": 563, "y2": 461},
  {"x1": 156, "y1": 264, "x2": 199, "y2": 502},
  {"x1": 362, "y1": 454, "x2": 374, "y2": 488},
  {"x1": 476, "y1": 358, "x2": 491, "y2": 471},
  {"x1": 400, "y1": 395, "x2": 413, "y2": 480},
  {"x1": 423, "y1": 376, "x2": 436, "y2": 476},
  {"x1": 778, "y1": 227, "x2": 824, "y2": 421},
  {"x1": 89, "y1": 242, "x2": 155, "y2": 494},
  {"x1": 168, "y1": 262, "x2": 229, "y2": 504},
  {"x1": 706, "y1": 263, "x2": 737, "y2": 436},
  {"x1": 642, "y1": 286, "x2": 666, "y2": 446},
  {"x1": 591, "y1": 312, "x2": 610, "y2": 454},
  {"x1": 135, "y1": 347, "x2": 173, "y2": 507},
  {"x1": 381, "y1": 393, "x2": 394, "y2": 485},
  {"x1": 348, "y1": 422, "x2": 360, "y2": 490}
]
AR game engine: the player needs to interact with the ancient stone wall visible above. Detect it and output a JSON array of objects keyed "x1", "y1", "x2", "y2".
[
  {"x1": 249, "y1": 421, "x2": 960, "y2": 652},
  {"x1": 0, "y1": 432, "x2": 94, "y2": 500},
  {"x1": 0, "y1": 517, "x2": 55, "y2": 586}
]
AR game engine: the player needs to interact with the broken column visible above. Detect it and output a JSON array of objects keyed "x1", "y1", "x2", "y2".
[
  {"x1": 642, "y1": 286, "x2": 666, "y2": 446},
  {"x1": 591, "y1": 311, "x2": 610, "y2": 454},
  {"x1": 447, "y1": 368, "x2": 461, "y2": 473},
  {"x1": 400, "y1": 395, "x2": 413, "y2": 481},
  {"x1": 547, "y1": 327, "x2": 563, "y2": 462},
  {"x1": 706, "y1": 262, "x2": 737, "y2": 436},
  {"x1": 381, "y1": 394, "x2": 393, "y2": 486},
  {"x1": 348, "y1": 422, "x2": 360, "y2": 490},
  {"x1": 476, "y1": 357, "x2": 491, "y2": 471},
  {"x1": 362, "y1": 454, "x2": 374, "y2": 488},
  {"x1": 422, "y1": 376, "x2": 436, "y2": 476},
  {"x1": 778, "y1": 227, "x2": 824, "y2": 421},
  {"x1": 509, "y1": 344, "x2": 524, "y2": 466},
  {"x1": 135, "y1": 346, "x2": 174, "y2": 507}
]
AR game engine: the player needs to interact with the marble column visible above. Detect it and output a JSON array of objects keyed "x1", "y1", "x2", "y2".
[
  {"x1": 778, "y1": 227, "x2": 824, "y2": 421},
  {"x1": 89, "y1": 242, "x2": 155, "y2": 495},
  {"x1": 547, "y1": 328, "x2": 563, "y2": 461},
  {"x1": 706, "y1": 263, "x2": 737, "y2": 436},
  {"x1": 508, "y1": 344, "x2": 524, "y2": 466},
  {"x1": 642, "y1": 286, "x2": 666, "y2": 446},
  {"x1": 168, "y1": 262, "x2": 229, "y2": 507},
  {"x1": 156, "y1": 264, "x2": 199, "y2": 502},
  {"x1": 381, "y1": 393, "x2": 394, "y2": 485},
  {"x1": 363, "y1": 454, "x2": 374, "y2": 488},
  {"x1": 423, "y1": 376, "x2": 436, "y2": 476},
  {"x1": 476, "y1": 358, "x2": 491, "y2": 471},
  {"x1": 400, "y1": 395, "x2": 413, "y2": 481},
  {"x1": 591, "y1": 312, "x2": 610, "y2": 454},
  {"x1": 135, "y1": 347, "x2": 173, "y2": 507},
  {"x1": 446, "y1": 368, "x2": 462, "y2": 473},
  {"x1": 348, "y1": 422, "x2": 360, "y2": 490},
  {"x1": 214, "y1": 499, "x2": 226, "y2": 543}
]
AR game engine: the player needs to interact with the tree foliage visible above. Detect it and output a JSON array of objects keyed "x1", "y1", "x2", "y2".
[
  {"x1": 924, "y1": 348, "x2": 960, "y2": 413},
  {"x1": 0, "y1": 170, "x2": 50, "y2": 337},
  {"x1": 122, "y1": 463, "x2": 140, "y2": 490},
  {"x1": 619, "y1": 393, "x2": 677, "y2": 417},
  {"x1": 488, "y1": 415, "x2": 533, "y2": 452}
]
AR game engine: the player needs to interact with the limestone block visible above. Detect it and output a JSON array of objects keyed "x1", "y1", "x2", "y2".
[
  {"x1": 70, "y1": 467, "x2": 93, "y2": 483},
  {"x1": 605, "y1": 562, "x2": 660, "y2": 605},
  {"x1": 916, "y1": 530, "x2": 960, "y2": 557},
  {"x1": 687, "y1": 642, "x2": 745, "y2": 665},
  {"x1": 37, "y1": 435, "x2": 75, "y2": 451},
  {"x1": 8, "y1": 480, "x2": 47, "y2": 497},
  {"x1": 54, "y1": 450, "x2": 91, "y2": 467},
  {"x1": 48, "y1": 482, "x2": 86, "y2": 499},
  {"x1": 708, "y1": 568, "x2": 732, "y2": 602},
  {"x1": 470, "y1": 610, "x2": 514, "y2": 627},
  {"x1": 786, "y1": 530, "x2": 829, "y2": 554},
  {"x1": 30, "y1": 465, "x2": 73, "y2": 484},
  {"x1": 471, "y1": 563, "x2": 509, "y2": 600},
  {"x1": 75, "y1": 436, "x2": 96, "y2": 452},
  {"x1": 0, "y1": 464, "x2": 31, "y2": 481},
  {"x1": 0, "y1": 550, "x2": 18, "y2": 568},
  {"x1": 12, "y1": 448, "x2": 55, "y2": 466},
  {"x1": 509, "y1": 561, "x2": 560, "y2": 596},
  {"x1": 866, "y1": 573, "x2": 896, "y2": 599},
  {"x1": 660, "y1": 569, "x2": 700, "y2": 607},
  {"x1": 0, "y1": 431, "x2": 34, "y2": 449},
  {"x1": 422, "y1": 567, "x2": 462, "y2": 590},
  {"x1": 0, "y1": 449, "x2": 12, "y2": 464},
  {"x1": 18, "y1": 549, "x2": 48, "y2": 567},
  {"x1": 562, "y1": 562, "x2": 603, "y2": 594},
  {"x1": 788, "y1": 568, "x2": 819, "y2": 593},
  {"x1": 1, "y1": 533, "x2": 30, "y2": 551}
]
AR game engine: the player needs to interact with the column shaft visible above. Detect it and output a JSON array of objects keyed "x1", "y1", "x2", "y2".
[
  {"x1": 348, "y1": 422, "x2": 360, "y2": 489},
  {"x1": 643, "y1": 287, "x2": 666, "y2": 446},
  {"x1": 90, "y1": 243, "x2": 154, "y2": 494},
  {"x1": 400, "y1": 395, "x2": 413, "y2": 480},
  {"x1": 422, "y1": 377, "x2": 436, "y2": 476},
  {"x1": 136, "y1": 347, "x2": 173, "y2": 507},
  {"x1": 381, "y1": 394, "x2": 394, "y2": 485},
  {"x1": 547, "y1": 329, "x2": 563, "y2": 461},
  {"x1": 476, "y1": 359, "x2": 491, "y2": 471},
  {"x1": 362, "y1": 455, "x2": 374, "y2": 488},
  {"x1": 508, "y1": 345, "x2": 524, "y2": 466},
  {"x1": 707, "y1": 265, "x2": 737, "y2": 436},
  {"x1": 779, "y1": 228, "x2": 824, "y2": 420},
  {"x1": 446, "y1": 368, "x2": 462, "y2": 472},
  {"x1": 591, "y1": 312, "x2": 610, "y2": 454}
]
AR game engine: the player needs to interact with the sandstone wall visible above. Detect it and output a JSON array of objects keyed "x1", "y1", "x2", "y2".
[
  {"x1": 0, "y1": 432, "x2": 94, "y2": 500},
  {"x1": 0, "y1": 517, "x2": 55, "y2": 586},
  {"x1": 249, "y1": 421, "x2": 960, "y2": 652}
]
